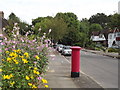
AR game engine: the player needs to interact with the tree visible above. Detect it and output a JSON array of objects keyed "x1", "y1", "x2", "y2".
[
  {"x1": 55, "y1": 12, "x2": 80, "y2": 45},
  {"x1": 55, "y1": 12, "x2": 79, "y2": 29},
  {"x1": 8, "y1": 13, "x2": 20, "y2": 24},
  {"x1": 89, "y1": 13, "x2": 109, "y2": 29},
  {"x1": 5, "y1": 12, "x2": 30, "y2": 36},
  {"x1": 89, "y1": 24, "x2": 103, "y2": 33},
  {"x1": 19, "y1": 22, "x2": 31, "y2": 35},
  {"x1": 61, "y1": 27, "x2": 80, "y2": 45},
  {"x1": 108, "y1": 13, "x2": 120, "y2": 29},
  {"x1": 32, "y1": 16, "x2": 53, "y2": 26},
  {"x1": 79, "y1": 18, "x2": 90, "y2": 33},
  {"x1": 33, "y1": 17, "x2": 68, "y2": 43}
]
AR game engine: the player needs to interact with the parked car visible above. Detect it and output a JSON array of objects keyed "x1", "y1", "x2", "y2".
[
  {"x1": 61, "y1": 46, "x2": 72, "y2": 56},
  {"x1": 53, "y1": 44, "x2": 57, "y2": 49},
  {"x1": 56, "y1": 44, "x2": 64, "y2": 52}
]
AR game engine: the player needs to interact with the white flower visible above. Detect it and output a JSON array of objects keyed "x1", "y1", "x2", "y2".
[
  {"x1": 16, "y1": 31, "x2": 19, "y2": 35},
  {"x1": 3, "y1": 28, "x2": 6, "y2": 31},
  {"x1": 49, "y1": 29, "x2": 52, "y2": 33},
  {"x1": 38, "y1": 28, "x2": 41, "y2": 31},
  {"x1": 14, "y1": 23, "x2": 18, "y2": 26}
]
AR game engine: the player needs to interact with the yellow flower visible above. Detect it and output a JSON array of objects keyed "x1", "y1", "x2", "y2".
[
  {"x1": 33, "y1": 70, "x2": 37, "y2": 74},
  {"x1": 13, "y1": 50, "x2": 17, "y2": 52},
  {"x1": 5, "y1": 51, "x2": 9, "y2": 54},
  {"x1": 9, "y1": 74, "x2": 13, "y2": 78},
  {"x1": 13, "y1": 59, "x2": 19, "y2": 64},
  {"x1": 0, "y1": 69, "x2": 2, "y2": 72},
  {"x1": 30, "y1": 75, "x2": 34, "y2": 79},
  {"x1": 26, "y1": 75, "x2": 30, "y2": 80},
  {"x1": 14, "y1": 53, "x2": 18, "y2": 58},
  {"x1": 44, "y1": 85, "x2": 49, "y2": 88},
  {"x1": 19, "y1": 55, "x2": 24, "y2": 58},
  {"x1": 33, "y1": 70, "x2": 40, "y2": 75},
  {"x1": 29, "y1": 66, "x2": 31, "y2": 69},
  {"x1": 2, "y1": 59, "x2": 4, "y2": 61},
  {"x1": 28, "y1": 83, "x2": 32, "y2": 86},
  {"x1": 17, "y1": 49, "x2": 21, "y2": 53},
  {"x1": 42, "y1": 79, "x2": 48, "y2": 83},
  {"x1": 3, "y1": 74, "x2": 13, "y2": 79},
  {"x1": 10, "y1": 81, "x2": 15, "y2": 86},
  {"x1": 3, "y1": 75, "x2": 10, "y2": 79},
  {"x1": 34, "y1": 67, "x2": 38, "y2": 70},
  {"x1": 24, "y1": 52, "x2": 29, "y2": 57},
  {"x1": 15, "y1": 61, "x2": 19, "y2": 64},
  {"x1": 32, "y1": 85, "x2": 37, "y2": 88},
  {"x1": 22, "y1": 59, "x2": 28, "y2": 63},
  {"x1": 35, "y1": 55, "x2": 40, "y2": 59},
  {"x1": 7, "y1": 57, "x2": 12, "y2": 62},
  {"x1": 36, "y1": 71, "x2": 40, "y2": 75},
  {"x1": 9, "y1": 52, "x2": 14, "y2": 57}
]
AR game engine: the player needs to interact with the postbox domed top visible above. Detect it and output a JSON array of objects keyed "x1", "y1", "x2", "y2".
[{"x1": 71, "y1": 46, "x2": 81, "y2": 50}]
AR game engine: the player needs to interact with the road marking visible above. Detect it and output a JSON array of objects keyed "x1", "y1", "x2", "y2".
[
  {"x1": 61, "y1": 53, "x2": 104, "y2": 88},
  {"x1": 49, "y1": 54, "x2": 56, "y2": 57},
  {"x1": 80, "y1": 71, "x2": 103, "y2": 88},
  {"x1": 61, "y1": 55, "x2": 71, "y2": 64}
]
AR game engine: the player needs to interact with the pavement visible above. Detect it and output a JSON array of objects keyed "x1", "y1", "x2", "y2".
[
  {"x1": 45, "y1": 48, "x2": 104, "y2": 89},
  {"x1": 82, "y1": 48, "x2": 119, "y2": 59}
]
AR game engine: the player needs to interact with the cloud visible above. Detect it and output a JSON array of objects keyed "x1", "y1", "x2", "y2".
[{"x1": 0, "y1": 0, "x2": 119, "y2": 24}]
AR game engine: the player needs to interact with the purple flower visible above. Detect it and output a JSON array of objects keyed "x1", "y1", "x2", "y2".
[
  {"x1": 5, "y1": 48, "x2": 8, "y2": 51},
  {"x1": 12, "y1": 45, "x2": 16, "y2": 48},
  {"x1": 45, "y1": 44, "x2": 48, "y2": 48},
  {"x1": 34, "y1": 61, "x2": 37, "y2": 64},
  {"x1": 1, "y1": 42, "x2": 5, "y2": 45},
  {"x1": 37, "y1": 76, "x2": 42, "y2": 80},
  {"x1": 0, "y1": 34, "x2": 3, "y2": 37},
  {"x1": 0, "y1": 50, "x2": 2, "y2": 52},
  {"x1": 38, "y1": 85, "x2": 41, "y2": 88}
]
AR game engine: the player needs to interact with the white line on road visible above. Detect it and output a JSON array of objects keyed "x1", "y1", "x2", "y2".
[{"x1": 61, "y1": 53, "x2": 103, "y2": 88}]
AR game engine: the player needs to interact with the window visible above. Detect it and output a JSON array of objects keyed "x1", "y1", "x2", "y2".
[
  {"x1": 109, "y1": 34, "x2": 112, "y2": 39},
  {"x1": 99, "y1": 34, "x2": 103, "y2": 38},
  {"x1": 117, "y1": 32, "x2": 120, "y2": 37},
  {"x1": 114, "y1": 33, "x2": 116, "y2": 38}
]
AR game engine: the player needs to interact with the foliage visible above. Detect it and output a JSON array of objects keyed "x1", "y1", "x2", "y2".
[
  {"x1": 32, "y1": 16, "x2": 53, "y2": 26},
  {"x1": 89, "y1": 13, "x2": 109, "y2": 29},
  {"x1": 33, "y1": 16, "x2": 68, "y2": 43},
  {"x1": 0, "y1": 24, "x2": 50, "y2": 88},
  {"x1": 89, "y1": 23, "x2": 103, "y2": 33},
  {"x1": 55, "y1": 12, "x2": 80, "y2": 45},
  {"x1": 55, "y1": 12, "x2": 79, "y2": 28},
  {"x1": 107, "y1": 48, "x2": 119, "y2": 53},
  {"x1": 4, "y1": 13, "x2": 30, "y2": 37},
  {"x1": 108, "y1": 13, "x2": 120, "y2": 29}
]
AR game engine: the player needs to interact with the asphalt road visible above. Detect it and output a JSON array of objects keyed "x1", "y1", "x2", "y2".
[{"x1": 65, "y1": 50, "x2": 118, "y2": 88}]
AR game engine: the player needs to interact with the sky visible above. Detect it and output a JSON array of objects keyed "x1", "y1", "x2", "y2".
[{"x1": 0, "y1": 0, "x2": 120, "y2": 24}]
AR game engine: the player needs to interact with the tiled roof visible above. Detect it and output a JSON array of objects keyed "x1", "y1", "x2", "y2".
[{"x1": 108, "y1": 29, "x2": 120, "y2": 33}]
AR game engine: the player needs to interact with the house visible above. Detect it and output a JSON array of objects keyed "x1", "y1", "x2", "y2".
[
  {"x1": 91, "y1": 29, "x2": 120, "y2": 48},
  {"x1": 108, "y1": 28, "x2": 120, "y2": 48},
  {"x1": 91, "y1": 30, "x2": 108, "y2": 47},
  {"x1": 0, "y1": 11, "x2": 8, "y2": 37}
]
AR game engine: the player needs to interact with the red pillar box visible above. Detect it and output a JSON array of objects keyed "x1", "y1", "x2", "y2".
[{"x1": 71, "y1": 46, "x2": 81, "y2": 77}]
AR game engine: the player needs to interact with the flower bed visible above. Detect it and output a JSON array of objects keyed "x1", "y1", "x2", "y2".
[{"x1": 0, "y1": 28, "x2": 50, "y2": 88}]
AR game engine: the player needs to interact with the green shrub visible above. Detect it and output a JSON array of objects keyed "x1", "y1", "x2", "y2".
[{"x1": 108, "y1": 48, "x2": 119, "y2": 52}]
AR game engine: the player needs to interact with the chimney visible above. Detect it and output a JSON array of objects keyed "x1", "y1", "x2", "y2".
[
  {"x1": 0, "y1": 11, "x2": 4, "y2": 34},
  {"x1": 0, "y1": 11, "x2": 4, "y2": 18}
]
